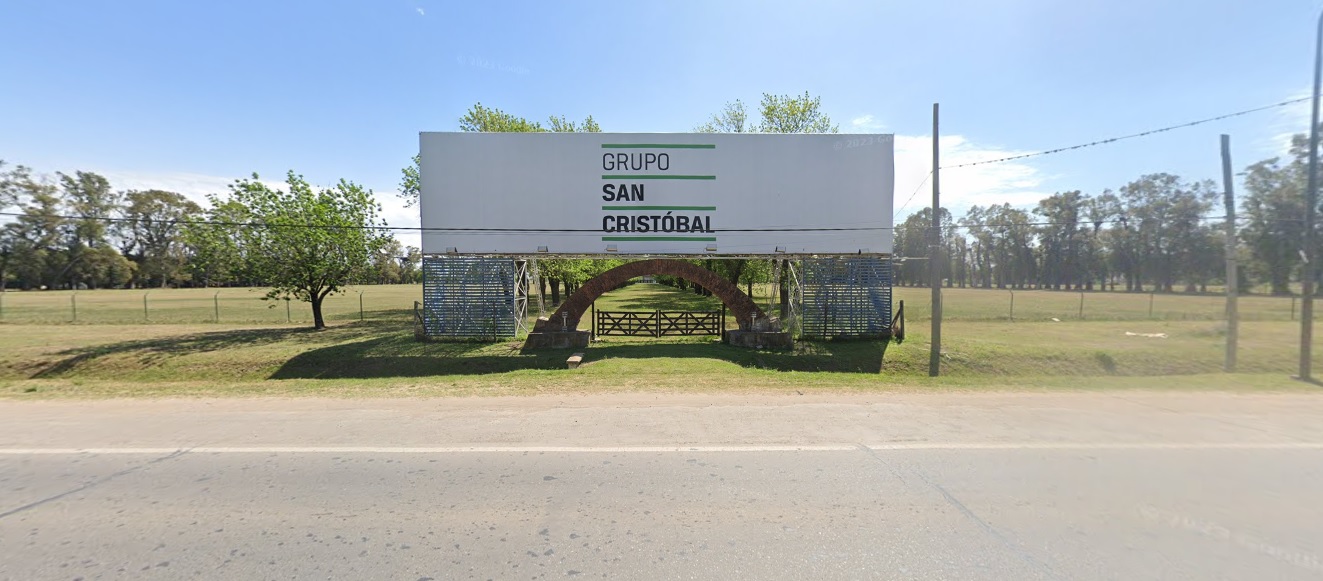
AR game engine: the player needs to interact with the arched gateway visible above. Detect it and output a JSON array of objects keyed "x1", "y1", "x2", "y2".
[{"x1": 532, "y1": 259, "x2": 766, "y2": 334}]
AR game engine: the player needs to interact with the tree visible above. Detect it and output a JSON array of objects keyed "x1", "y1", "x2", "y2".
[
  {"x1": 697, "y1": 92, "x2": 840, "y2": 134},
  {"x1": 756, "y1": 92, "x2": 838, "y2": 133},
  {"x1": 226, "y1": 172, "x2": 390, "y2": 329},
  {"x1": 121, "y1": 190, "x2": 201, "y2": 287},
  {"x1": 695, "y1": 100, "x2": 751, "y2": 133},
  {"x1": 58, "y1": 171, "x2": 121, "y2": 288},
  {"x1": 1242, "y1": 135, "x2": 1311, "y2": 295},
  {"x1": 4, "y1": 183, "x2": 64, "y2": 289},
  {"x1": 183, "y1": 196, "x2": 253, "y2": 287}
]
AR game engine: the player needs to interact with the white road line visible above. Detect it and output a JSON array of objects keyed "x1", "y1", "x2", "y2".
[{"x1": 0, "y1": 442, "x2": 1321, "y2": 455}]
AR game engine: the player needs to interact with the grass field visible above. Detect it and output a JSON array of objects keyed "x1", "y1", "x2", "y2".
[
  {"x1": 0, "y1": 281, "x2": 1317, "y2": 398},
  {"x1": 0, "y1": 283, "x2": 1304, "y2": 325}
]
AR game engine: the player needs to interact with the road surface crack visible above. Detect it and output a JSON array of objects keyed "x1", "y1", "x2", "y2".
[{"x1": 0, "y1": 448, "x2": 190, "y2": 520}]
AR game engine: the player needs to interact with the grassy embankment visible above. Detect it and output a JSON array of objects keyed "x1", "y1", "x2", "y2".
[{"x1": 0, "y1": 283, "x2": 1314, "y2": 398}]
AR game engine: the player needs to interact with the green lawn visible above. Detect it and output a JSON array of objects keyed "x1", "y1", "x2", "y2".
[
  {"x1": 0, "y1": 281, "x2": 1316, "y2": 399},
  {"x1": 0, "y1": 284, "x2": 422, "y2": 325}
]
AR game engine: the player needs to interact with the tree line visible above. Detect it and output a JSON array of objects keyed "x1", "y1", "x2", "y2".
[
  {"x1": 0, "y1": 164, "x2": 419, "y2": 328},
  {"x1": 893, "y1": 133, "x2": 1312, "y2": 295}
]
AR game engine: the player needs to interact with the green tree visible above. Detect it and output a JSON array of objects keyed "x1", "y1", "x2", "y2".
[
  {"x1": 226, "y1": 172, "x2": 390, "y2": 329},
  {"x1": 756, "y1": 92, "x2": 838, "y2": 133},
  {"x1": 183, "y1": 196, "x2": 253, "y2": 287},
  {"x1": 121, "y1": 190, "x2": 201, "y2": 287},
  {"x1": 5, "y1": 183, "x2": 64, "y2": 289},
  {"x1": 58, "y1": 171, "x2": 121, "y2": 288},
  {"x1": 695, "y1": 100, "x2": 751, "y2": 133},
  {"x1": 1242, "y1": 136, "x2": 1311, "y2": 295}
]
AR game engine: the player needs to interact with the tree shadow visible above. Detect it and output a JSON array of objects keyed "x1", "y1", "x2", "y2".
[
  {"x1": 268, "y1": 335, "x2": 889, "y2": 379},
  {"x1": 27, "y1": 319, "x2": 411, "y2": 378},
  {"x1": 584, "y1": 339, "x2": 887, "y2": 373}
]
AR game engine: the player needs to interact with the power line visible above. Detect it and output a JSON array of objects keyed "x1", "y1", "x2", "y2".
[
  {"x1": 943, "y1": 96, "x2": 1311, "y2": 170},
  {"x1": 892, "y1": 170, "x2": 932, "y2": 221}
]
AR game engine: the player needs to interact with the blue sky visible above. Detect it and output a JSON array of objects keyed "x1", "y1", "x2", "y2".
[{"x1": 2, "y1": 0, "x2": 1321, "y2": 247}]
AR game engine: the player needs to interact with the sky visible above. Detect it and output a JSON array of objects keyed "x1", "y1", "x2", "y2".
[{"x1": 2, "y1": 0, "x2": 1322, "y2": 250}]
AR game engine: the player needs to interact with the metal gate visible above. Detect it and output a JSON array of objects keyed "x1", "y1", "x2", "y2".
[{"x1": 594, "y1": 310, "x2": 722, "y2": 337}]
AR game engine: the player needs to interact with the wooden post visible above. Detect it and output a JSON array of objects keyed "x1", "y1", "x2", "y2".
[
  {"x1": 1149, "y1": 292, "x2": 1155, "y2": 319},
  {"x1": 1009, "y1": 289, "x2": 1015, "y2": 322},
  {"x1": 929, "y1": 103, "x2": 942, "y2": 377},
  {"x1": 143, "y1": 292, "x2": 149, "y2": 322},
  {"x1": 1221, "y1": 134, "x2": 1239, "y2": 372},
  {"x1": 213, "y1": 291, "x2": 220, "y2": 323},
  {"x1": 1078, "y1": 291, "x2": 1085, "y2": 319},
  {"x1": 71, "y1": 292, "x2": 77, "y2": 323}
]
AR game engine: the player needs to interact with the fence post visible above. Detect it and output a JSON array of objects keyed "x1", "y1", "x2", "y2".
[
  {"x1": 71, "y1": 292, "x2": 77, "y2": 323},
  {"x1": 285, "y1": 298, "x2": 291, "y2": 323},
  {"x1": 1149, "y1": 292, "x2": 1155, "y2": 319},
  {"x1": 1293, "y1": 295, "x2": 1298, "y2": 321},
  {"x1": 1078, "y1": 291, "x2": 1085, "y2": 320},
  {"x1": 655, "y1": 309, "x2": 661, "y2": 338},
  {"x1": 358, "y1": 291, "x2": 365, "y2": 321},
  {"x1": 213, "y1": 291, "x2": 220, "y2": 323},
  {"x1": 1008, "y1": 289, "x2": 1015, "y2": 322},
  {"x1": 143, "y1": 292, "x2": 149, "y2": 322}
]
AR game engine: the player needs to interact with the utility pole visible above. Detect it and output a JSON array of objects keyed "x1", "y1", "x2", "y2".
[
  {"x1": 1302, "y1": 10, "x2": 1323, "y2": 382},
  {"x1": 1221, "y1": 134, "x2": 1238, "y2": 372},
  {"x1": 929, "y1": 103, "x2": 942, "y2": 377}
]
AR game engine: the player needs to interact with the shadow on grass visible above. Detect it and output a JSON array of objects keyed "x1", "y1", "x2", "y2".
[
  {"x1": 268, "y1": 336, "x2": 888, "y2": 379},
  {"x1": 27, "y1": 317, "x2": 415, "y2": 378}
]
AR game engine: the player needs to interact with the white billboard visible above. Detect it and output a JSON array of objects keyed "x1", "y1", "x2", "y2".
[{"x1": 419, "y1": 132, "x2": 893, "y2": 255}]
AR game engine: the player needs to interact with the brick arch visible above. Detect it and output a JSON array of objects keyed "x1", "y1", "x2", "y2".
[{"x1": 536, "y1": 259, "x2": 766, "y2": 333}]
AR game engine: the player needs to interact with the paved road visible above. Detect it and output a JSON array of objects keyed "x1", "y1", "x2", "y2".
[{"x1": 2, "y1": 393, "x2": 1322, "y2": 580}]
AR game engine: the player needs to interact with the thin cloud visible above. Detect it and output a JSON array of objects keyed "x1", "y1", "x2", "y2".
[
  {"x1": 892, "y1": 134, "x2": 1047, "y2": 220},
  {"x1": 1264, "y1": 90, "x2": 1311, "y2": 156},
  {"x1": 416, "y1": 7, "x2": 425, "y2": 16},
  {"x1": 850, "y1": 114, "x2": 886, "y2": 132}
]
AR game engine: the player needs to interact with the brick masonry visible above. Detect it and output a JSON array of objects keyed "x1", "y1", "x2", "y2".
[{"x1": 535, "y1": 259, "x2": 766, "y2": 333}]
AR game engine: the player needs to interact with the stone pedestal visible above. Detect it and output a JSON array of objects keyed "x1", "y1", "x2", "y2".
[
  {"x1": 523, "y1": 331, "x2": 591, "y2": 349},
  {"x1": 725, "y1": 330, "x2": 793, "y2": 350}
]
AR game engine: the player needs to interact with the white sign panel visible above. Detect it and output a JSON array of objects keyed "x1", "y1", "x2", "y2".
[{"x1": 419, "y1": 132, "x2": 893, "y2": 255}]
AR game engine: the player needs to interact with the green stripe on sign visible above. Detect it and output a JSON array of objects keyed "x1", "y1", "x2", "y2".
[
  {"x1": 601, "y1": 205, "x2": 716, "y2": 211},
  {"x1": 602, "y1": 236, "x2": 718, "y2": 242},
  {"x1": 601, "y1": 144, "x2": 715, "y2": 149},
  {"x1": 601, "y1": 175, "x2": 715, "y2": 180}
]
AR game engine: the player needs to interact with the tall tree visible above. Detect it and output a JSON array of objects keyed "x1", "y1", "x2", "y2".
[
  {"x1": 58, "y1": 171, "x2": 125, "y2": 288},
  {"x1": 226, "y1": 172, "x2": 390, "y2": 329},
  {"x1": 1242, "y1": 135, "x2": 1311, "y2": 295},
  {"x1": 183, "y1": 196, "x2": 254, "y2": 287},
  {"x1": 120, "y1": 190, "x2": 201, "y2": 287}
]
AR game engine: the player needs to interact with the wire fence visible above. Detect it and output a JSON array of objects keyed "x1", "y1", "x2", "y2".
[
  {"x1": 891, "y1": 286, "x2": 1307, "y2": 323},
  {"x1": 0, "y1": 284, "x2": 1310, "y2": 327},
  {"x1": 0, "y1": 285, "x2": 421, "y2": 325}
]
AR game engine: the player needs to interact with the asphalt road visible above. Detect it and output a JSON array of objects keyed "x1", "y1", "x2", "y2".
[{"x1": 2, "y1": 393, "x2": 1322, "y2": 580}]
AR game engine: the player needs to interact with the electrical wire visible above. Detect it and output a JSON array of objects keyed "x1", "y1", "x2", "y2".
[{"x1": 943, "y1": 96, "x2": 1311, "y2": 170}]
